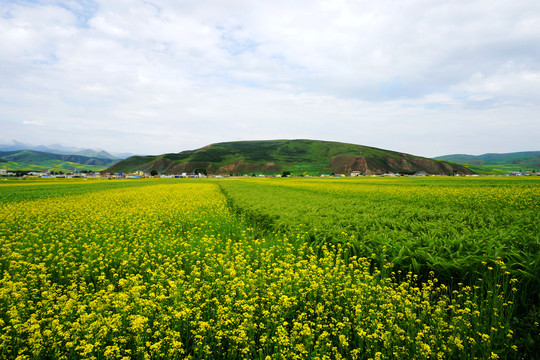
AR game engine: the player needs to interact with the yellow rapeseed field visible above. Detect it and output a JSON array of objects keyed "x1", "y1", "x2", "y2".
[{"x1": 0, "y1": 181, "x2": 522, "y2": 359}]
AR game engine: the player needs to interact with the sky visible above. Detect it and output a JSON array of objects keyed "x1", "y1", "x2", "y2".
[{"x1": 1, "y1": 0, "x2": 539, "y2": 157}]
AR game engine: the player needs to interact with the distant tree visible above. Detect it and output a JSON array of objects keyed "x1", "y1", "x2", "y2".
[
  {"x1": 194, "y1": 168, "x2": 207, "y2": 176},
  {"x1": 150, "y1": 169, "x2": 158, "y2": 176}
]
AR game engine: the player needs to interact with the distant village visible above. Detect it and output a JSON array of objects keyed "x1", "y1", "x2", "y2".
[
  {"x1": 0, "y1": 169, "x2": 202, "y2": 179},
  {"x1": 1, "y1": 168, "x2": 538, "y2": 179}
]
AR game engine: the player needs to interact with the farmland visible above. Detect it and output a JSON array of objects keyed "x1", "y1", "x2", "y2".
[
  {"x1": 0, "y1": 177, "x2": 538, "y2": 359},
  {"x1": 219, "y1": 177, "x2": 538, "y2": 288}
]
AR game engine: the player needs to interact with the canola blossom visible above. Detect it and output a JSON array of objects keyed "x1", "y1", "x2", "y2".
[{"x1": 0, "y1": 179, "x2": 533, "y2": 359}]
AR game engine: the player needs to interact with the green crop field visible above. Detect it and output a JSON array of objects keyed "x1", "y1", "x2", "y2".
[
  {"x1": 466, "y1": 164, "x2": 537, "y2": 175},
  {"x1": 0, "y1": 177, "x2": 538, "y2": 359}
]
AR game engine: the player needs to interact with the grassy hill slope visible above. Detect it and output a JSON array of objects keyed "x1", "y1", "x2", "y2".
[
  {"x1": 435, "y1": 151, "x2": 540, "y2": 174},
  {"x1": 71, "y1": 149, "x2": 117, "y2": 160},
  {"x1": 0, "y1": 150, "x2": 119, "y2": 172},
  {"x1": 107, "y1": 139, "x2": 474, "y2": 176}
]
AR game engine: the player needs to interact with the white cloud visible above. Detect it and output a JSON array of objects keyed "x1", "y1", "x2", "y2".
[
  {"x1": 0, "y1": 0, "x2": 539, "y2": 156},
  {"x1": 23, "y1": 119, "x2": 44, "y2": 126}
]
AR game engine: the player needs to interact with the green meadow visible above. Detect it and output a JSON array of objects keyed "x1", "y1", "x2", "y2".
[{"x1": 0, "y1": 160, "x2": 106, "y2": 173}]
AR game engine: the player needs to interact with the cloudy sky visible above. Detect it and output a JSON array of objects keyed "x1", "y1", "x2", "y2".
[{"x1": 1, "y1": 0, "x2": 539, "y2": 157}]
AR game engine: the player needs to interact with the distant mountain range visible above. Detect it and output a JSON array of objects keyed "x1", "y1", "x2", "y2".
[
  {"x1": 106, "y1": 139, "x2": 474, "y2": 176},
  {"x1": 0, "y1": 140, "x2": 134, "y2": 160},
  {"x1": 2, "y1": 140, "x2": 536, "y2": 175},
  {"x1": 435, "y1": 151, "x2": 540, "y2": 174}
]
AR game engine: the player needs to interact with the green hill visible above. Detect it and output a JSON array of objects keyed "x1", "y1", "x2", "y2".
[
  {"x1": 435, "y1": 151, "x2": 540, "y2": 174},
  {"x1": 72, "y1": 149, "x2": 117, "y2": 160},
  {"x1": 0, "y1": 150, "x2": 119, "y2": 172},
  {"x1": 106, "y1": 139, "x2": 474, "y2": 176}
]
